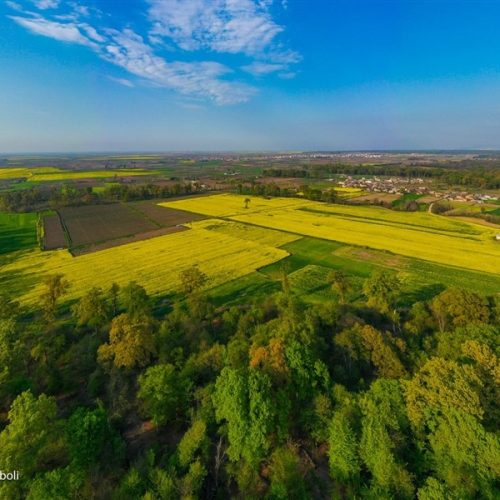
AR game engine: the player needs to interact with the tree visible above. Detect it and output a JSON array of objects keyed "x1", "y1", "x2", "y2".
[
  {"x1": 27, "y1": 467, "x2": 84, "y2": 500},
  {"x1": 0, "y1": 391, "x2": 62, "y2": 497},
  {"x1": 213, "y1": 367, "x2": 276, "y2": 465},
  {"x1": 328, "y1": 270, "x2": 350, "y2": 304},
  {"x1": 328, "y1": 411, "x2": 360, "y2": 482},
  {"x1": 73, "y1": 287, "x2": 110, "y2": 330},
  {"x1": 268, "y1": 444, "x2": 308, "y2": 499},
  {"x1": 98, "y1": 313, "x2": 155, "y2": 369},
  {"x1": 41, "y1": 274, "x2": 69, "y2": 322},
  {"x1": 108, "y1": 282, "x2": 120, "y2": 316},
  {"x1": 244, "y1": 197, "x2": 251, "y2": 209},
  {"x1": 428, "y1": 410, "x2": 500, "y2": 497},
  {"x1": 359, "y1": 380, "x2": 414, "y2": 498},
  {"x1": 363, "y1": 271, "x2": 401, "y2": 314},
  {"x1": 360, "y1": 325, "x2": 406, "y2": 379},
  {"x1": 179, "y1": 265, "x2": 208, "y2": 295},
  {"x1": 121, "y1": 281, "x2": 151, "y2": 318},
  {"x1": 404, "y1": 357, "x2": 484, "y2": 429},
  {"x1": 178, "y1": 420, "x2": 208, "y2": 468},
  {"x1": 138, "y1": 364, "x2": 187, "y2": 427},
  {"x1": 66, "y1": 405, "x2": 122, "y2": 469},
  {"x1": 431, "y1": 288, "x2": 490, "y2": 332}
]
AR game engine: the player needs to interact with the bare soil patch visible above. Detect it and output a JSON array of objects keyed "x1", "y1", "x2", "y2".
[
  {"x1": 128, "y1": 200, "x2": 206, "y2": 226},
  {"x1": 350, "y1": 193, "x2": 401, "y2": 203},
  {"x1": 59, "y1": 204, "x2": 156, "y2": 248},
  {"x1": 43, "y1": 214, "x2": 67, "y2": 250}
]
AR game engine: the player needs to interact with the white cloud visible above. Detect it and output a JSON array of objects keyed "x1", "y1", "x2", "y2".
[
  {"x1": 107, "y1": 75, "x2": 135, "y2": 88},
  {"x1": 33, "y1": 0, "x2": 60, "y2": 9},
  {"x1": 9, "y1": 15, "x2": 98, "y2": 48},
  {"x1": 6, "y1": 1, "x2": 23, "y2": 12},
  {"x1": 102, "y1": 29, "x2": 255, "y2": 104},
  {"x1": 242, "y1": 61, "x2": 285, "y2": 76},
  {"x1": 148, "y1": 0, "x2": 283, "y2": 56},
  {"x1": 7, "y1": 0, "x2": 294, "y2": 104}
]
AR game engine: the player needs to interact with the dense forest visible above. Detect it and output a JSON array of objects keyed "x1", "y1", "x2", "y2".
[{"x1": 0, "y1": 266, "x2": 498, "y2": 499}]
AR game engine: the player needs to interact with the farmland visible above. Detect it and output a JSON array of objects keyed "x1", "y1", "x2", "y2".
[
  {"x1": 0, "y1": 153, "x2": 499, "y2": 500},
  {"x1": 46, "y1": 201, "x2": 208, "y2": 254},
  {"x1": 0, "y1": 225, "x2": 289, "y2": 305},
  {"x1": 59, "y1": 204, "x2": 158, "y2": 248},
  {"x1": 0, "y1": 212, "x2": 38, "y2": 254},
  {"x1": 164, "y1": 194, "x2": 500, "y2": 275},
  {"x1": 0, "y1": 167, "x2": 155, "y2": 182},
  {"x1": 42, "y1": 213, "x2": 67, "y2": 250}
]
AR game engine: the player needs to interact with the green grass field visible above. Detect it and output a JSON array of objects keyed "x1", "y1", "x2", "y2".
[{"x1": 0, "y1": 212, "x2": 38, "y2": 255}]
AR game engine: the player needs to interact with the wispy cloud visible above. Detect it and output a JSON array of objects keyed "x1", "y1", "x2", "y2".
[
  {"x1": 32, "y1": 0, "x2": 59, "y2": 9},
  {"x1": 9, "y1": 15, "x2": 98, "y2": 48},
  {"x1": 7, "y1": 0, "x2": 298, "y2": 104},
  {"x1": 107, "y1": 75, "x2": 135, "y2": 88},
  {"x1": 242, "y1": 61, "x2": 286, "y2": 76},
  {"x1": 148, "y1": 0, "x2": 283, "y2": 56},
  {"x1": 101, "y1": 28, "x2": 255, "y2": 104}
]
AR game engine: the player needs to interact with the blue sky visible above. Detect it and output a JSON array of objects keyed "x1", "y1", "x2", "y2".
[{"x1": 1, "y1": 0, "x2": 500, "y2": 152}]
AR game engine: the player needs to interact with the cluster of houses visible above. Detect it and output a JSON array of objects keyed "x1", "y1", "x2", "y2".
[
  {"x1": 336, "y1": 176, "x2": 499, "y2": 203},
  {"x1": 336, "y1": 176, "x2": 428, "y2": 194}
]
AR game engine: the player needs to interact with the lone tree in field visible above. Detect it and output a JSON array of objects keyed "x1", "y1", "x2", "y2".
[
  {"x1": 41, "y1": 273, "x2": 69, "y2": 322},
  {"x1": 244, "y1": 198, "x2": 251, "y2": 209},
  {"x1": 328, "y1": 270, "x2": 350, "y2": 304},
  {"x1": 179, "y1": 265, "x2": 208, "y2": 295},
  {"x1": 363, "y1": 270, "x2": 401, "y2": 314}
]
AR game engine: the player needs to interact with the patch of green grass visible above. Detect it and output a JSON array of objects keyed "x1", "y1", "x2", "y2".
[
  {"x1": 0, "y1": 181, "x2": 38, "y2": 192},
  {"x1": 392, "y1": 192, "x2": 422, "y2": 207},
  {"x1": 208, "y1": 272, "x2": 281, "y2": 307},
  {"x1": 0, "y1": 212, "x2": 38, "y2": 254},
  {"x1": 487, "y1": 207, "x2": 500, "y2": 216},
  {"x1": 260, "y1": 238, "x2": 374, "y2": 278},
  {"x1": 261, "y1": 236, "x2": 499, "y2": 301}
]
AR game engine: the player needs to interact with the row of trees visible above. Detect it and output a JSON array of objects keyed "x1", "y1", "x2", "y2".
[
  {"x1": 0, "y1": 182, "x2": 205, "y2": 212},
  {"x1": 0, "y1": 266, "x2": 498, "y2": 498},
  {"x1": 263, "y1": 163, "x2": 500, "y2": 189}
]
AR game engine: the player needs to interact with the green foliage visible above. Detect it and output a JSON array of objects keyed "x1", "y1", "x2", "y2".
[
  {"x1": 431, "y1": 288, "x2": 490, "y2": 331},
  {"x1": 41, "y1": 273, "x2": 69, "y2": 322},
  {"x1": 0, "y1": 391, "x2": 63, "y2": 497},
  {"x1": 429, "y1": 410, "x2": 500, "y2": 497},
  {"x1": 268, "y1": 444, "x2": 308, "y2": 499},
  {"x1": 404, "y1": 358, "x2": 484, "y2": 428},
  {"x1": 178, "y1": 420, "x2": 208, "y2": 468},
  {"x1": 138, "y1": 364, "x2": 187, "y2": 427},
  {"x1": 213, "y1": 367, "x2": 276, "y2": 465},
  {"x1": 179, "y1": 265, "x2": 208, "y2": 295},
  {"x1": 121, "y1": 281, "x2": 151, "y2": 318},
  {"x1": 73, "y1": 286, "x2": 111, "y2": 329},
  {"x1": 328, "y1": 411, "x2": 360, "y2": 481},
  {"x1": 66, "y1": 405, "x2": 122, "y2": 469},
  {"x1": 363, "y1": 270, "x2": 401, "y2": 314},
  {"x1": 359, "y1": 380, "x2": 414, "y2": 498},
  {"x1": 27, "y1": 467, "x2": 84, "y2": 500},
  {"x1": 98, "y1": 313, "x2": 155, "y2": 369}
]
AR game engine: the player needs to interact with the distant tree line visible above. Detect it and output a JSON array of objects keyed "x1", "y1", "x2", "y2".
[
  {"x1": 0, "y1": 182, "x2": 205, "y2": 212},
  {"x1": 263, "y1": 163, "x2": 500, "y2": 189}
]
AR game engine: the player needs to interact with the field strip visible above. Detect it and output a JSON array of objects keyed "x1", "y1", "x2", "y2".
[{"x1": 0, "y1": 226, "x2": 289, "y2": 305}]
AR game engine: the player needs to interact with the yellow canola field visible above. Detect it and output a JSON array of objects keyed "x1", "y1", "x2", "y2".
[
  {"x1": 161, "y1": 193, "x2": 309, "y2": 217},
  {"x1": 0, "y1": 226, "x2": 288, "y2": 305},
  {"x1": 191, "y1": 219, "x2": 300, "y2": 247},
  {"x1": 163, "y1": 194, "x2": 500, "y2": 275},
  {"x1": 0, "y1": 167, "x2": 154, "y2": 181}
]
